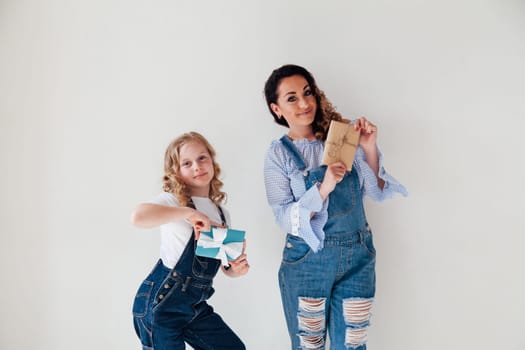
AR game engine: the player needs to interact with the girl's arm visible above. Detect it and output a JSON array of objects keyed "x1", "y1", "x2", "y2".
[
  {"x1": 130, "y1": 204, "x2": 218, "y2": 235},
  {"x1": 130, "y1": 203, "x2": 194, "y2": 228}
]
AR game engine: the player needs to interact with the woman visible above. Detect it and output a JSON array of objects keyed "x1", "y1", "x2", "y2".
[{"x1": 263, "y1": 64, "x2": 407, "y2": 349}]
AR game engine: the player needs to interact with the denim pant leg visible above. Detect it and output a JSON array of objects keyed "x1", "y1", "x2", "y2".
[
  {"x1": 184, "y1": 301, "x2": 245, "y2": 350},
  {"x1": 328, "y1": 230, "x2": 376, "y2": 350},
  {"x1": 152, "y1": 281, "x2": 245, "y2": 350},
  {"x1": 279, "y1": 235, "x2": 339, "y2": 350}
]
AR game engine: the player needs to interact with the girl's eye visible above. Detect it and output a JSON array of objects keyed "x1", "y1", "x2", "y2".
[
  {"x1": 287, "y1": 96, "x2": 297, "y2": 102},
  {"x1": 199, "y1": 155, "x2": 208, "y2": 161},
  {"x1": 305, "y1": 89, "x2": 312, "y2": 96},
  {"x1": 181, "y1": 162, "x2": 191, "y2": 167}
]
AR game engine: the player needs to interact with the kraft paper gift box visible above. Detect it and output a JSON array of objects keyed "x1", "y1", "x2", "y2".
[
  {"x1": 322, "y1": 120, "x2": 360, "y2": 171},
  {"x1": 195, "y1": 227, "x2": 245, "y2": 266}
]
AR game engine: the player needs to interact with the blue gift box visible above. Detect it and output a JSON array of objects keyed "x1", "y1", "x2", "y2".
[{"x1": 195, "y1": 227, "x2": 245, "y2": 266}]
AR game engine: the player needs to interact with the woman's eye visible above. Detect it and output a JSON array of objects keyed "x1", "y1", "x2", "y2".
[
  {"x1": 305, "y1": 90, "x2": 312, "y2": 96},
  {"x1": 287, "y1": 96, "x2": 297, "y2": 102}
]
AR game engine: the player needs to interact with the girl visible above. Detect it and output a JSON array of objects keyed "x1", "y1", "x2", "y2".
[
  {"x1": 263, "y1": 65, "x2": 407, "y2": 350},
  {"x1": 131, "y1": 131, "x2": 249, "y2": 350}
]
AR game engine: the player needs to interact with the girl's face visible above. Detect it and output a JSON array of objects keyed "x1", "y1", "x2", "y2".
[
  {"x1": 270, "y1": 74, "x2": 317, "y2": 130},
  {"x1": 177, "y1": 140, "x2": 214, "y2": 197}
]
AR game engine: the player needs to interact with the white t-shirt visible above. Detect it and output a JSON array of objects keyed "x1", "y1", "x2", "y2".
[{"x1": 148, "y1": 192, "x2": 231, "y2": 269}]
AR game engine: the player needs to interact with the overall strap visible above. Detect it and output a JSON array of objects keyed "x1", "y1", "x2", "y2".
[
  {"x1": 188, "y1": 199, "x2": 227, "y2": 230},
  {"x1": 172, "y1": 198, "x2": 222, "y2": 283},
  {"x1": 217, "y1": 205, "x2": 227, "y2": 228},
  {"x1": 279, "y1": 135, "x2": 307, "y2": 170}
]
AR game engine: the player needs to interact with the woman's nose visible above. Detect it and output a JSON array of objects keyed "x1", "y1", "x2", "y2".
[{"x1": 299, "y1": 98, "x2": 309, "y2": 109}]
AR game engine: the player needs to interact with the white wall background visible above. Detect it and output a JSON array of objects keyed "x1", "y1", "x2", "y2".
[{"x1": 1, "y1": 1, "x2": 524, "y2": 349}]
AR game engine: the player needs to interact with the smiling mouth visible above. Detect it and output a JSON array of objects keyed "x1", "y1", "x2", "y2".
[
  {"x1": 299, "y1": 109, "x2": 313, "y2": 116},
  {"x1": 194, "y1": 173, "x2": 208, "y2": 179}
]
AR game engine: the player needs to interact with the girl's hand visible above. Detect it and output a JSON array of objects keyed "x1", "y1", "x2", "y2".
[
  {"x1": 353, "y1": 116, "x2": 378, "y2": 150},
  {"x1": 185, "y1": 208, "x2": 222, "y2": 240},
  {"x1": 318, "y1": 161, "x2": 347, "y2": 201},
  {"x1": 222, "y1": 240, "x2": 250, "y2": 277}
]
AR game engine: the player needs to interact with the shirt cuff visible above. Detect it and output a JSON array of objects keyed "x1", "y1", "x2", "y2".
[
  {"x1": 289, "y1": 185, "x2": 327, "y2": 252},
  {"x1": 356, "y1": 146, "x2": 409, "y2": 201}
]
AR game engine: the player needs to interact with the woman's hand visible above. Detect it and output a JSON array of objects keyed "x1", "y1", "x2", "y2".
[
  {"x1": 222, "y1": 240, "x2": 250, "y2": 277},
  {"x1": 353, "y1": 116, "x2": 378, "y2": 151},
  {"x1": 318, "y1": 161, "x2": 347, "y2": 201}
]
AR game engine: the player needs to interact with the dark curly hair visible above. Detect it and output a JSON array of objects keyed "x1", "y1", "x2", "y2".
[{"x1": 264, "y1": 64, "x2": 342, "y2": 140}]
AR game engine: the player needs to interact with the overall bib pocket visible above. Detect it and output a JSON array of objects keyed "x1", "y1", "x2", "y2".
[{"x1": 192, "y1": 255, "x2": 221, "y2": 279}]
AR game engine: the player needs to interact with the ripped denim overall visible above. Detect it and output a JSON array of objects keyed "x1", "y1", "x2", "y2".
[
  {"x1": 279, "y1": 136, "x2": 376, "y2": 350},
  {"x1": 132, "y1": 204, "x2": 245, "y2": 350}
]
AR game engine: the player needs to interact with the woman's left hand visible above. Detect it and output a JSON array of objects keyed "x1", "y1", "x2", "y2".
[{"x1": 353, "y1": 116, "x2": 378, "y2": 150}]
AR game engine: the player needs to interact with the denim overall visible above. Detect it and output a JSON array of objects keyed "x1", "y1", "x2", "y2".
[
  {"x1": 132, "y1": 204, "x2": 245, "y2": 350},
  {"x1": 278, "y1": 136, "x2": 376, "y2": 350}
]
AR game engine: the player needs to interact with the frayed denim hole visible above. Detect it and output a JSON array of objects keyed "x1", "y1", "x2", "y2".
[
  {"x1": 298, "y1": 334, "x2": 325, "y2": 350},
  {"x1": 342, "y1": 298, "x2": 373, "y2": 325},
  {"x1": 297, "y1": 297, "x2": 327, "y2": 349},
  {"x1": 345, "y1": 327, "x2": 368, "y2": 348},
  {"x1": 342, "y1": 298, "x2": 373, "y2": 348}
]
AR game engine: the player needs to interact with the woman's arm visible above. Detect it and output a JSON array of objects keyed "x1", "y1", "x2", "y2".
[
  {"x1": 352, "y1": 116, "x2": 385, "y2": 189},
  {"x1": 350, "y1": 117, "x2": 408, "y2": 201},
  {"x1": 264, "y1": 143, "x2": 327, "y2": 252},
  {"x1": 360, "y1": 145, "x2": 385, "y2": 190}
]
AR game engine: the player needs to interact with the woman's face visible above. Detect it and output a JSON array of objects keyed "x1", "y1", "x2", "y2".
[{"x1": 270, "y1": 75, "x2": 317, "y2": 129}]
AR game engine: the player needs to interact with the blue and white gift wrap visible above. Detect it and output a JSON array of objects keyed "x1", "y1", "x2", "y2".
[{"x1": 195, "y1": 227, "x2": 245, "y2": 266}]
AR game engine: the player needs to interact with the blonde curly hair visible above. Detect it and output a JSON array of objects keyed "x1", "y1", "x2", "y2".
[
  {"x1": 162, "y1": 132, "x2": 226, "y2": 206},
  {"x1": 264, "y1": 64, "x2": 343, "y2": 140}
]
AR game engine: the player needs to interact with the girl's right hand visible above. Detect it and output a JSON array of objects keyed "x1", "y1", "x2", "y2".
[
  {"x1": 319, "y1": 161, "x2": 347, "y2": 201},
  {"x1": 185, "y1": 208, "x2": 222, "y2": 240}
]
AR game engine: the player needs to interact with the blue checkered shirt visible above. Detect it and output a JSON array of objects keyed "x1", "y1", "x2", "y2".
[{"x1": 264, "y1": 138, "x2": 408, "y2": 251}]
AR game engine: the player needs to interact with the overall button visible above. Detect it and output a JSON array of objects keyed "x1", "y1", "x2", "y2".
[
  {"x1": 164, "y1": 284, "x2": 170, "y2": 289},
  {"x1": 158, "y1": 294, "x2": 164, "y2": 300},
  {"x1": 303, "y1": 170, "x2": 309, "y2": 177}
]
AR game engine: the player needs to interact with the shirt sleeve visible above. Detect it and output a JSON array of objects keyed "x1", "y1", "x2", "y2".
[
  {"x1": 353, "y1": 145, "x2": 408, "y2": 201},
  {"x1": 147, "y1": 192, "x2": 179, "y2": 206},
  {"x1": 264, "y1": 143, "x2": 327, "y2": 252}
]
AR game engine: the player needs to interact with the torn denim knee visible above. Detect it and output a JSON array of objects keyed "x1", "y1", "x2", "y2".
[
  {"x1": 297, "y1": 297, "x2": 327, "y2": 349},
  {"x1": 343, "y1": 298, "x2": 373, "y2": 348}
]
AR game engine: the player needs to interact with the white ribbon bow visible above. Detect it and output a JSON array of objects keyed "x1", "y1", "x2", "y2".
[{"x1": 197, "y1": 227, "x2": 244, "y2": 266}]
